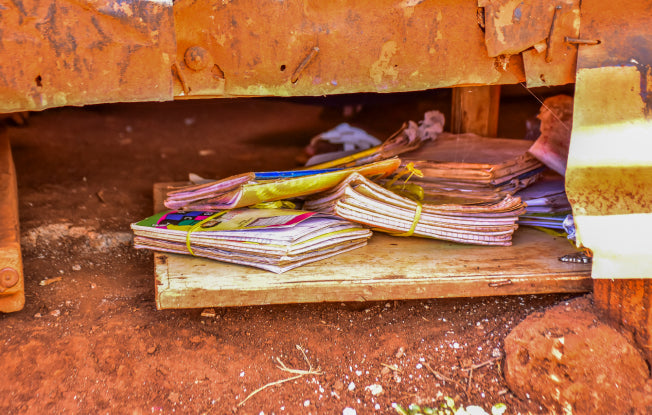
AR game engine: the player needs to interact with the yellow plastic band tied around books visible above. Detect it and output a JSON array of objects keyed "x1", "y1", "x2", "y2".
[
  {"x1": 385, "y1": 162, "x2": 425, "y2": 201},
  {"x1": 386, "y1": 162, "x2": 424, "y2": 188},
  {"x1": 185, "y1": 212, "x2": 226, "y2": 256},
  {"x1": 395, "y1": 200, "x2": 422, "y2": 237}
]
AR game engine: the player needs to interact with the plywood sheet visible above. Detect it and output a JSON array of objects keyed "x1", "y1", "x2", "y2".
[{"x1": 152, "y1": 183, "x2": 591, "y2": 309}]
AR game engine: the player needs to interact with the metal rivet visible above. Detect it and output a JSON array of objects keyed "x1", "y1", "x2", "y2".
[
  {"x1": 184, "y1": 46, "x2": 210, "y2": 71},
  {"x1": 0, "y1": 267, "x2": 19, "y2": 290}
]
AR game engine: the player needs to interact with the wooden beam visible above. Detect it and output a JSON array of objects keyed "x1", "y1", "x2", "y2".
[
  {"x1": 451, "y1": 85, "x2": 501, "y2": 137},
  {"x1": 0, "y1": 127, "x2": 24, "y2": 313}
]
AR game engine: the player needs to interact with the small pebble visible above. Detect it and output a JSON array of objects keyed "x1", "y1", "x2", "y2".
[
  {"x1": 395, "y1": 346, "x2": 406, "y2": 359},
  {"x1": 365, "y1": 384, "x2": 383, "y2": 396}
]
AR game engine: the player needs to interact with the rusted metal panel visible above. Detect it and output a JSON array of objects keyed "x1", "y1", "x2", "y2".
[
  {"x1": 479, "y1": 0, "x2": 559, "y2": 57},
  {"x1": 565, "y1": 0, "x2": 652, "y2": 279},
  {"x1": 172, "y1": 0, "x2": 526, "y2": 98},
  {"x1": 0, "y1": 0, "x2": 175, "y2": 113},
  {"x1": 479, "y1": 0, "x2": 579, "y2": 87},
  {"x1": 521, "y1": 0, "x2": 579, "y2": 87},
  {"x1": 0, "y1": 127, "x2": 24, "y2": 313}
]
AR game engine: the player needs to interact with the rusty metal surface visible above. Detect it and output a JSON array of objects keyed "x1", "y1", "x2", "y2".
[
  {"x1": 0, "y1": 128, "x2": 24, "y2": 312},
  {"x1": 521, "y1": 0, "x2": 579, "y2": 87},
  {"x1": 566, "y1": 0, "x2": 652, "y2": 217},
  {"x1": 479, "y1": 0, "x2": 579, "y2": 87},
  {"x1": 480, "y1": 0, "x2": 562, "y2": 57},
  {"x1": 172, "y1": 0, "x2": 525, "y2": 98},
  {"x1": 0, "y1": 0, "x2": 175, "y2": 113},
  {"x1": 565, "y1": 0, "x2": 652, "y2": 279}
]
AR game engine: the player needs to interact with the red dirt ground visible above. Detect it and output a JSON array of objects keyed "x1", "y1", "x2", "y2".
[{"x1": 2, "y1": 90, "x2": 589, "y2": 414}]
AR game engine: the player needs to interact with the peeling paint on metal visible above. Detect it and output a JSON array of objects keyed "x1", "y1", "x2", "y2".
[
  {"x1": 370, "y1": 40, "x2": 399, "y2": 85},
  {"x1": 174, "y1": 0, "x2": 525, "y2": 98},
  {"x1": 0, "y1": 0, "x2": 175, "y2": 112}
]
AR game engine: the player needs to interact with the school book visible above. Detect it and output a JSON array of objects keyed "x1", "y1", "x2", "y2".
[
  {"x1": 304, "y1": 173, "x2": 527, "y2": 246},
  {"x1": 385, "y1": 133, "x2": 545, "y2": 204},
  {"x1": 164, "y1": 158, "x2": 401, "y2": 211},
  {"x1": 131, "y1": 207, "x2": 372, "y2": 274}
]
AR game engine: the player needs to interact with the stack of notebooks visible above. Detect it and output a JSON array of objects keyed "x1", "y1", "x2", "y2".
[
  {"x1": 514, "y1": 172, "x2": 572, "y2": 231},
  {"x1": 382, "y1": 133, "x2": 545, "y2": 205},
  {"x1": 164, "y1": 159, "x2": 400, "y2": 211},
  {"x1": 131, "y1": 208, "x2": 372, "y2": 273},
  {"x1": 304, "y1": 172, "x2": 527, "y2": 246}
]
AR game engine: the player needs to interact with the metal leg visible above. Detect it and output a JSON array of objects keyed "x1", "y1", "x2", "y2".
[{"x1": 0, "y1": 127, "x2": 24, "y2": 313}]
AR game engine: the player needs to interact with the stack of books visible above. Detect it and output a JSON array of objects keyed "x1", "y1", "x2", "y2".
[
  {"x1": 515, "y1": 172, "x2": 572, "y2": 231},
  {"x1": 383, "y1": 133, "x2": 545, "y2": 205},
  {"x1": 131, "y1": 208, "x2": 372, "y2": 273},
  {"x1": 163, "y1": 159, "x2": 400, "y2": 211},
  {"x1": 304, "y1": 173, "x2": 526, "y2": 246}
]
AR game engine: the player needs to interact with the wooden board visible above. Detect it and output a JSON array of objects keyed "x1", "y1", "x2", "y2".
[
  {"x1": 0, "y1": 128, "x2": 25, "y2": 313},
  {"x1": 451, "y1": 85, "x2": 501, "y2": 137},
  {"x1": 152, "y1": 183, "x2": 591, "y2": 309}
]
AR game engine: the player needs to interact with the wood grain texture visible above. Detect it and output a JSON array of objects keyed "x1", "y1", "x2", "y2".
[
  {"x1": 451, "y1": 86, "x2": 501, "y2": 137},
  {"x1": 0, "y1": 128, "x2": 24, "y2": 313},
  {"x1": 152, "y1": 183, "x2": 590, "y2": 309}
]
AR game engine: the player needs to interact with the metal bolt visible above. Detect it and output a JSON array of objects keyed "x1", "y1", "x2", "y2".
[
  {"x1": 0, "y1": 267, "x2": 19, "y2": 290},
  {"x1": 184, "y1": 46, "x2": 210, "y2": 71}
]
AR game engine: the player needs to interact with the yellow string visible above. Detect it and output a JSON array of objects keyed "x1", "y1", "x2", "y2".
[
  {"x1": 394, "y1": 200, "x2": 422, "y2": 237},
  {"x1": 402, "y1": 162, "x2": 424, "y2": 185},
  {"x1": 383, "y1": 163, "x2": 425, "y2": 237},
  {"x1": 386, "y1": 162, "x2": 424, "y2": 189},
  {"x1": 185, "y1": 212, "x2": 226, "y2": 256}
]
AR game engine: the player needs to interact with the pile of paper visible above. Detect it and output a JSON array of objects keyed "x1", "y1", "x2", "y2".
[
  {"x1": 132, "y1": 109, "x2": 571, "y2": 273},
  {"x1": 131, "y1": 208, "x2": 372, "y2": 273},
  {"x1": 515, "y1": 172, "x2": 571, "y2": 231},
  {"x1": 304, "y1": 173, "x2": 526, "y2": 246},
  {"x1": 384, "y1": 133, "x2": 545, "y2": 204},
  {"x1": 164, "y1": 158, "x2": 400, "y2": 211}
]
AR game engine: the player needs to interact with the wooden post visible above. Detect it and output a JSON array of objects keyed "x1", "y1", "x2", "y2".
[
  {"x1": 593, "y1": 280, "x2": 652, "y2": 364},
  {"x1": 451, "y1": 85, "x2": 501, "y2": 137},
  {"x1": 0, "y1": 126, "x2": 24, "y2": 313}
]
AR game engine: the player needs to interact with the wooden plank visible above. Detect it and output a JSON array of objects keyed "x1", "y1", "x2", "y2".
[
  {"x1": 0, "y1": 127, "x2": 24, "y2": 313},
  {"x1": 450, "y1": 85, "x2": 501, "y2": 137},
  {"x1": 152, "y1": 183, "x2": 591, "y2": 309}
]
